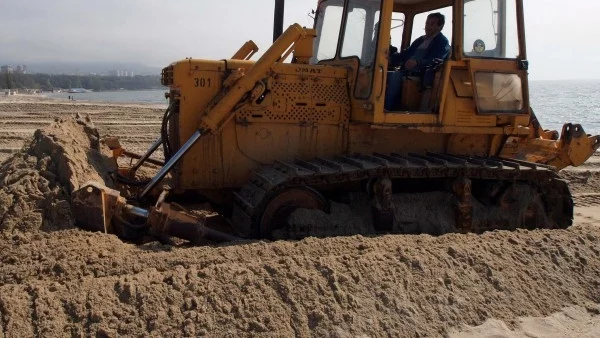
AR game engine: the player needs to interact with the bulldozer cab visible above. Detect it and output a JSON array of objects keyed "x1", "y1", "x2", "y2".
[{"x1": 312, "y1": 0, "x2": 530, "y2": 127}]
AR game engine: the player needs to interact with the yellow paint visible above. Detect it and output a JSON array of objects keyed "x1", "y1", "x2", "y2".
[{"x1": 154, "y1": 3, "x2": 599, "y2": 198}]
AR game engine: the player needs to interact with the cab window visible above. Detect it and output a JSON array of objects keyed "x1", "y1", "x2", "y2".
[
  {"x1": 464, "y1": 0, "x2": 519, "y2": 58},
  {"x1": 313, "y1": 0, "x2": 344, "y2": 62},
  {"x1": 390, "y1": 12, "x2": 406, "y2": 55},
  {"x1": 340, "y1": 0, "x2": 382, "y2": 98},
  {"x1": 411, "y1": 6, "x2": 453, "y2": 50},
  {"x1": 340, "y1": 0, "x2": 382, "y2": 67}
]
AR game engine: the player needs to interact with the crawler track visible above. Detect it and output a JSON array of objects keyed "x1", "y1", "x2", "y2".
[{"x1": 233, "y1": 153, "x2": 573, "y2": 238}]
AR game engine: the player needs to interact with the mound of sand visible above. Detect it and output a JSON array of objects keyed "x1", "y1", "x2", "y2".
[
  {"x1": 0, "y1": 116, "x2": 113, "y2": 234},
  {"x1": 0, "y1": 227, "x2": 599, "y2": 337},
  {"x1": 450, "y1": 305, "x2": 600, "y2": 337},
  {"x1": 0, "y1": 117, "x2": 599, "y2": 337}
]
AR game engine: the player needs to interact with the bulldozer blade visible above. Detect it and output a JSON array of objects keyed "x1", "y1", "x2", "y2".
[{"x1": 71, "y1": 182, "x2": 125, "y2": 234}]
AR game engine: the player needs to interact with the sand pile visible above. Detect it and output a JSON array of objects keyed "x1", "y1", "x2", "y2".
[
  {"x1": 1, "y1": 114, "x2": 600, "y2": 337},
  {"x1": 0, "y1": 116, "x2": 113, "y2": 234},
  {"x1": 450, "y1": 305, "x2": 600, "y2": 337},
  {"x1": 0, "y1": 227, "x2": 599, "y2": 337}
]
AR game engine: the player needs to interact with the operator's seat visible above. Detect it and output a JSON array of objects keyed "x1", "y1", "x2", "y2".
[
  {"x1": 384, "y1": 58, "x2": 445, "y2": 113},
  {"x1": 418, "y1": 58, "x2": 445, "y2": 112}
]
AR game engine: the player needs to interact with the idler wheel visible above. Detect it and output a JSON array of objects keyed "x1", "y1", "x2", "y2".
[{"x1": 259, "y1": 187, "x2": 329, "y2": 239}]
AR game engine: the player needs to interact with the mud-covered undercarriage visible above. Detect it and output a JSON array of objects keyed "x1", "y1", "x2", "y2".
[
  {"x1": 232, "y1": 153, "x2": 573, "y2": 239},
  {"x1": 72, "y1": 151, "x2": 573, "y2": 245}
]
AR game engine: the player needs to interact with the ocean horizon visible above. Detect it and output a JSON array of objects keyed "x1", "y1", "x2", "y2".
[{"x1": 45, "y1": 79, "x2": 600, "y2": 136}]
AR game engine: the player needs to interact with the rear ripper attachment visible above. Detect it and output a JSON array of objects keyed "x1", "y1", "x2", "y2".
[{"x1": 71, "y1": 182, "x2": 240, "y2": 244}]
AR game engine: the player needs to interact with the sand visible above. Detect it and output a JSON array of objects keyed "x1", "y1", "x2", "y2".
[
  {"x1": 0, "y1": 94, "x2": 164, "y2": 164},
  {"x1": 449, "y1": 305, "x2": 600, "y2": 338},
  {"x1": 1, "y1": 94, "x2": 599, "y2": 337}
]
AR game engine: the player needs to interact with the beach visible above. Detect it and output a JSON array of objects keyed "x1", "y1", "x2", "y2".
[
  {"x1": 0, "y1": 94, "x2": 164, "y2": 164},
  {"x1": 0, "y1": 94, "x2": 599, "y2": 337}
]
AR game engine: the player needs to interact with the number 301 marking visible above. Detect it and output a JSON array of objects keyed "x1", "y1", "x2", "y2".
[{"x1": 194, "y1": 77, "x2": 211, "y2": 87}]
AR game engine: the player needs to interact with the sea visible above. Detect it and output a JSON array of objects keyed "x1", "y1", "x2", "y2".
[{"x1": 45, "y1": 80, "x2": 600, "y2": 136}]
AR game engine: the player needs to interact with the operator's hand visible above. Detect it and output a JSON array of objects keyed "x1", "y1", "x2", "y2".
[{"x1": 404, "y1": 59, "x2": 418, "y2": 70}]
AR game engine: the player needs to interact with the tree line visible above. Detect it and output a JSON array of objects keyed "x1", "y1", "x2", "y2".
[{"x1": 1, "y1": 72, "x2": 162, "y2": 91}]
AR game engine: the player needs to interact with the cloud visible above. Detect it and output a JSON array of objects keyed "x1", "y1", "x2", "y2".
[
  {"x1": 2, "y1": 0, "x2": 598, "y2": 80},
  {"x1": 0, "y1": 0, "x2": 315, "y2": 66}
]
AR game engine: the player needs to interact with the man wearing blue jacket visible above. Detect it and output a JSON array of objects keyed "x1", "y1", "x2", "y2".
[{"x1": 386, "y1": 12, "x2": 450, "y2": 111}]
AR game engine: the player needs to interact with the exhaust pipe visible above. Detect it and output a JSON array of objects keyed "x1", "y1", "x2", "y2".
[{"x1": 274, "y1": 0, "x2": 285, "y2": 42}]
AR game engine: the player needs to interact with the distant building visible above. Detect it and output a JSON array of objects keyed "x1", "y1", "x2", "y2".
[
  {"x1": 1, "y1": 65, "x2": 27, "y2": 74},
  {"x1": 15, "y1": 65, "x2": 27, "y2": 74},
  {"x1": 109, "y1": 69, "x2": 135, "y2": 77},
  {"x1": 1, "y1": 65, "x2": 14, "y2": 74}
]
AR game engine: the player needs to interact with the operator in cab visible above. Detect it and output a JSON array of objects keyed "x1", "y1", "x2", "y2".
[{"x1": 385, "y1": 12, "x2": 450, "y2": 111}]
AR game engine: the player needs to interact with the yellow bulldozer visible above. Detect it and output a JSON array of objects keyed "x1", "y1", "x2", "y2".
[{"x1": 72, "y1": 0, "x2": 599, "y2": 244}]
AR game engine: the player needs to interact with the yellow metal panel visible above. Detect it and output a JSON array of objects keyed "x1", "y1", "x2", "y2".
[
  {"x1": 235, "y1": 123, "x2": 346, "y2": 165},
  {"x1": 351, "y1": 100, "x2": 375, "y2": 123},
  {"x1": 271, "y1": 62, "x2": 346, "y2": 77},
  {"x1": 237, "y1": 63, "x2": 350, "y2": 125},
  {"x1": 174, "y1": 59, "x2": 351, "y2": 190},
  {"x1": 319, "y1": 58, "x2": 377, "y2": 124},
  {"x1": 438, "y1": 61, "x2": 468, "y2": 119},
  {"x1": 172, "y1": 60, "x2": 223, "y2": 142},
  {"x1": 447, "y1": 134, "x2": 491, "y2": 156},
  {"x1": 454, "y1": 98, "x2": 496, "y2": 126},
  {"x1": 178, "y1": 119, "x2": 261, "y2": 190},
  {"x1": 348, "y1": 124, "x2": 446, "y2": 155},
  {"x1": 198, "y1": 24, "x2": 307, "y2": 133},
  {"x1": 514, "y1": 115, "x2": 529, "y2": 127},
  {"x1": 381, "y1": 113, "x2": 438, "y2": 124},
  {"x1": 220, "y1": 121, "x2": 259, "y2": 188},
  {"x1": 441, "y1": 67, "x2": 497, "y2": 127},
  {"x1": 177, "y1": 130, "x2": 224, "y2": 189},
  {"x1": 172, "y1": 60, "x2": 224, "y2": 190},
  {"x1": 372, "y1": 124, "x2": 506, "y2": 136},
  {"x1": 450, "y1": 69, "x2": 473, "y2": 97}
]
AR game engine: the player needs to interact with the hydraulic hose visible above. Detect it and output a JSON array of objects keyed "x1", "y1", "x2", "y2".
[{"x1": 161, "y1": 102, "x2": 175, "y2": 161}]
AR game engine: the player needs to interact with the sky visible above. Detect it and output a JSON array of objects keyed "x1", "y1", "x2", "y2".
[{"x1": 0, "y1": 0, "x2": 599, "y2": 81}]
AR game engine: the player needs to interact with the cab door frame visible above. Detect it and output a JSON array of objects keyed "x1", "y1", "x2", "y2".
[{"x1": 373, "y1": 0, "x2": 454, "y2": 125}]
